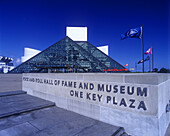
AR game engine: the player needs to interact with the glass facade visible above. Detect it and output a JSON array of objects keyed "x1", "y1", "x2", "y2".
[{"x1": 10, "y1": 37, "x2": 127, "y2": 73}]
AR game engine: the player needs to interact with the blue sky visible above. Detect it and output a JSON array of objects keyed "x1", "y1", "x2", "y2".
[{"x1": 0, "y1": 0, "x2": 169, "y2": 71}]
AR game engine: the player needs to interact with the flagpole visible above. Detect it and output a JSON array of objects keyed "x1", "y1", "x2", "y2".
[
  {"x1": 135, "y1": 62, "x2": 137, "y2": 72},
  {"x1": 152, "y1": 46, "x2": 154, "y2": 72},
  {"x1": 149, "y1": 54, "x2": 151, "y2": 72},
  {"x1": 142, "y1": 25, "x2": 144, "y2": 73}
]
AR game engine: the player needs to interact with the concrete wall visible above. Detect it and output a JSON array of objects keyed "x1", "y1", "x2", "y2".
[
  {"x1": 22, "y1": 73, "x2": 170, "y2": 136},
  {"x1": 0, "y1": 74, "x2": 22, "y2": 92}
]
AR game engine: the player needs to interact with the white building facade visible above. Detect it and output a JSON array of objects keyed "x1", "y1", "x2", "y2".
[{"x1": 0, "y1": 56, "x2": 14, "y2": 73}]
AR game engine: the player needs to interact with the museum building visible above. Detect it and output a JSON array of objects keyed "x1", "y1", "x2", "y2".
[{"x1": 10, "y1": 36, "x2": 127, "y2": 73}]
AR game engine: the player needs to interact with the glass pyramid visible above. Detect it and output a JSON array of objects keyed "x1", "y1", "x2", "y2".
[{"x1": 10, "y1": 36, "x2": 127, "y2": 73}]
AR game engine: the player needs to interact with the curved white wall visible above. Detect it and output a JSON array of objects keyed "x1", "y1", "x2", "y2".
[
  {"x1": 97, "y1": 45, "x2": 109, "y2": 55},
  {"x1": 21, "y1": 48, "x2": 41, "y2": 62}
]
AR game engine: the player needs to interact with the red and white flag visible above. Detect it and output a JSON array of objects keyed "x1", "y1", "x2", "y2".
[
  {"x1": 137, "y1": 59, "x2": 143, "y2": 64},
  {"x1": 144, "y1": 47, "x2": 152, "y2": 54}
]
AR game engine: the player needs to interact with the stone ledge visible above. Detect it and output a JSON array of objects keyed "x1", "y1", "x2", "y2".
[
  {"x1": 0, "y1": 90, "x2": 26, "y2": 97},
  {"x1": 0, "y1": 93, "x2": 55, "y2": 119}
]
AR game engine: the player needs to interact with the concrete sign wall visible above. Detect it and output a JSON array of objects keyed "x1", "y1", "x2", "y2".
[{"x1": 22, "y1": 73, "x2": 170, "y2": 136}]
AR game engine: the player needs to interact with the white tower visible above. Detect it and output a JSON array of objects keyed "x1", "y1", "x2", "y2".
[{"x1": 66, "y1": 27, "x2": 87, "y2": 41}]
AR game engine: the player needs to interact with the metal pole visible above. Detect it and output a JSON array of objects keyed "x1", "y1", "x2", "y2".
[
  {"x1": 142, "y1": 25, "x2": 144, "y2": 73},
  {"x1": 152, "y1": 46, "x2": 154, "y2": 72},
  {"x1": 149, "y1": 55, "x2": 151, "y2": 72},
  {"x1": 135, "y1": 62, "x2": 137, "y2": 72}
]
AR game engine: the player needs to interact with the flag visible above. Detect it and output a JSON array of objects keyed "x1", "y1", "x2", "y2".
[
  {"x1": 144, "y1": 47, "x2": 152, "y2": 54},
  {"x1": 144, "y1": 56, "x2": 150, "y2": 61},
  {"x1": 121, "y1": 26, "x2": 142, "y2": 40},
  {"x1": 124, "y1": 64, "x2": 128, "y2": 66},
  {"x1": 137, "y1": 59, "x2": 143, "y2": 64}
]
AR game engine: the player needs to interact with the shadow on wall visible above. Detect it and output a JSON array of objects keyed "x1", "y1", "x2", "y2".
[{"x1": 0, "y1": 74, "x2": 22, "y2": 92}]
